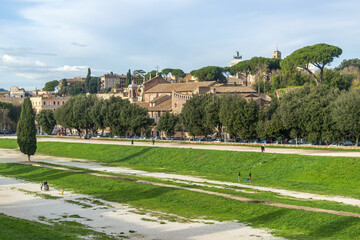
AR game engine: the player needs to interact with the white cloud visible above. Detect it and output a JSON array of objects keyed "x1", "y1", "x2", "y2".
[
  {"x1": 1, "y1": 54, "x2": 46, "y2": 67},
  {"x1": 50, "y1": 65, "x2": 88, "y2": 72},
  {"x1": 16, "y1": 72, "x2": 49, "y2": 79}
]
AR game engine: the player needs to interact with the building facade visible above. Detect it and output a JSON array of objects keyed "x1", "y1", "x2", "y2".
[{"x1": 30, "y1": 96, "x2": 70, "y2": 114}]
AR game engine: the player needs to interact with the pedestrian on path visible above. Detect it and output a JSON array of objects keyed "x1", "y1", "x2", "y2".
[
  {"x1": 61, "y1": 188, "x2": 64, "y2": 195},
  {"x1": 238, "y1": 171, "x2": 241, "y2": 182},
  {"x1": 131, "y1": 139, "x2": 134, "y2": 145},
  {"x1": 261, "y1": 145, "x2": 265, "y2": 152},
  {"x1": 152, "y1": 139, "x2": 155, "y2": 145},
  {"x1": 249, "y1": 172, "x2": 251, "y2": 181}
]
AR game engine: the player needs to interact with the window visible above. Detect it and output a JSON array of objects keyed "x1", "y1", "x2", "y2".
[{"x1": 43, "y1": 101, "x2": 46, "y2": 105}]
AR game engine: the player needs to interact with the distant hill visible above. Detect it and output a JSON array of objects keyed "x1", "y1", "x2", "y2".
[{"x1": 0, "y1": 88, "x2": 8, "y2": 91}]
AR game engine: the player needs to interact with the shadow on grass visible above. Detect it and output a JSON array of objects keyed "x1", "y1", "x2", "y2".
[
  {"x1": 304, "y1": 217, "x2": 360, "y2": 239},
  {"x1": 102, "y1": 186, "x2": 179, "y2": 203},
  {"x1": 247, "y1": 208, "x2": 289, "y2": 225},
  {"x1": 115, "y1": 147, "x2": 152, "y2": 163}
]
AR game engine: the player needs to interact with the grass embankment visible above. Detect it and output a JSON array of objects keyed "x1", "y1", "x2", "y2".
[
  {"x1": 0, "y1": 139, "x2": 18, "y2": 149},
  {"x1": 1, "y1": 139, "x2": 360, "y2": 198},
  {"x1": 1, "y1": 163, "x2": 360, "y2": 240},
  {"x1": 0, "y1": 212, "x2": 115, "y2": 240}
]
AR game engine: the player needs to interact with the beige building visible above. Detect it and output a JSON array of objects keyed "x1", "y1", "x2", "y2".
[
  {"x1": 100, "y1": 72, "x2": 126, "y2": 90},
  {"x1": 10, "y1": 86, "x2": 26, "y2": 98},
  {"x1": 58, "y1": 77, "x2": 85, "y2": 91},
  {"x1": 30, "y1": 96, "x2": 70, "y2": 114}
]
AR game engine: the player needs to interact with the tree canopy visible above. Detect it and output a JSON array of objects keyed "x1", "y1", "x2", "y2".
[
  {"x1": 157, "y1": 111, "x2": 179, "y2": 137},
  {"x1": 43, "y1": 80, "x2": 59, "y2": 91},
  {"x1": 282, "y1": 43, "x2": 342, "y2": 85},
  {"x1": 37, "y1": 110, "x2": 56, "y2": 135},
  {"x1": 17, "y1": 98, "x2": 37, "y2": 162},
  {"x1": 191, "y1": 66, "x2": 227, "y2": 83}
]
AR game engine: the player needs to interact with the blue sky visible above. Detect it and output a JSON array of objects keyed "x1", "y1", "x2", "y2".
[{"x1": 1, "y1": 0, "x2": 360, "y2": 90}]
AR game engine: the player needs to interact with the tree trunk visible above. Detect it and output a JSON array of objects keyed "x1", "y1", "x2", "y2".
[
  {"x1": 356, "y1": 136, "x2": 359, "y2": 147},
  {"x1": 27, "y1": 155, "x2": 31, "y2": 163}
]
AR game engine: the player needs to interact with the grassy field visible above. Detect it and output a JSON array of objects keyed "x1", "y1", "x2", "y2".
[
  {"x1": 0, "y1": 139, "x2": 18, "y2": 149},
  {"x1": 0, "y1": 212, "x2": 115, "y2": 240},
  {"x1": 1, "y1": 163, "x2": 360, "y2": 240},
  {"x1": 1, "y1": 139, "x2": 360, "y2": 198}
]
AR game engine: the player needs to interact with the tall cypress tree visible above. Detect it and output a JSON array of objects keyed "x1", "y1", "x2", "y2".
[
  {"x1": 17, "y1": 97, "x2": 37, "y2": 162},
  {"x1": 85, "y1": 68, "x2": 91, "y2": 93},
  {"x1": 125, "y1": 69, "x2": 131, "y2": 87}
]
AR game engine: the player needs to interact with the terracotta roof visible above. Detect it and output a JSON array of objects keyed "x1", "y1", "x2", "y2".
[
  {"x1": 213, "y1": 85, "x2": 256, "y2": 93},
  {"x1": 136, "y1": 98, "x2": 172, "y2": 112},
  {"x1": 150, "y1": 95, "x2": 171, "y2": 104},
  {"x1": 145, "y1": 81, "x2": 216, "y2": 93}
]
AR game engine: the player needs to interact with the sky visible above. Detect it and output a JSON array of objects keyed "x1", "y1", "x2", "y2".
[{"x1": 1, "y1": 0, "x2": 360, "y2": 90}]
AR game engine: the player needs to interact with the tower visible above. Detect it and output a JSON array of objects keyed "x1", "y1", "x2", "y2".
[{"x1": 272, "y1": 48, "x2": 281, "y2": 59}]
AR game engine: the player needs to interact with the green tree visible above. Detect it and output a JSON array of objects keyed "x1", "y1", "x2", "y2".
[
  {"x1": 145, "y1": 70, "x2": 158, "y2": 81},
  {"x1": 126, "y1": 69, "x2": 132, "y2": 87},
  {"x1": 54, "y1": 97, "x2": 75, "y2": 131},
  {"x1": 180, "y1": 94, "x2": 214, "y2": 138},
  {"x1": 204, "y1": 94, "x2": 222, "y2": 139},
  {"x1": 72, "y1": 95, "x2": 97, "y2": 137},
  {"x1": 333, "y1": 89, "x2": 360, "y2": 146},
  {"x1": 282, "y1": 43, "x2": 342, "y2": 85},
  {"x1": 322, "y1": 69, "x2": 352, "y2": 90},
  {"x1": 103, "y1": 96, "x2": 130, "y2": 136},
  {"x1": 7, "y1": 104, "x2": 21, "y2": 131},
  {"x1": 230, "y1": 60, "x2": 252, "y2": 86},
  {"x1": 134, "y1": 69, "x2": 146, "y2": 83},
  {"x1": 128, "y1": 103, "x2": 154, "y2": 136},
  {"x1": 16, "y1": 97, "x2": 37, "y2": 162},
  {"x1": 37, "y1": 110, "x2": 56, "y2": 135},
  {"x1": 157, "y1": 111, "x2": 178, "y2": 137},
  {"x1": 171, "y1": 69, "x2": 186, "y2": 82},
  {"x1": 89, "y1": 99, "x2": 107, "y2": 134},
  {"x1": 219, "y1": 95, "x2": 259, "y2": 140},
  {"x1": 85, "y1": 68, "x2": 91, "y2": 93},
  {"x1": 161, "y1": 68, "x2": 174, "y2": 77},
  {"x1": 336, "y1": 58, "x2": 360, "y2": 70},
  {"x1": 191, "y1": 66, "x2": 227, "y2": 83},
  {"x1": 43, "y1": 80, "x2": 59, "y2": 91}
]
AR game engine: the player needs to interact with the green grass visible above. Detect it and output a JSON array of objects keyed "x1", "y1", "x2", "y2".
[
  {"x1": 1, "y1": 163, "x2": 360, "y2": 240},
  {"x1": 0, "y1": 213, "x2": 115, "y2": 240},
  {"x1": 1, "y1": 139, "x2": 360, "y2": 198},
  {"x1": 20, "y1": 161, "x2": 360, "y2": 215},
  {"x1": 0, "y1": 139, "x2": 18, "y2": 149},
  {"x1": 28, "y1": 141, "x2": 360, "y2": 198}
]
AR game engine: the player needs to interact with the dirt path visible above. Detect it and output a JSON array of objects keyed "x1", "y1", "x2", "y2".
[
  {"x1": 0, "y1": 176, "x2": 286, "y2": 240},
  {"x1": 1, "y1": 148, "x2": 360, "y2": 208},
  {"x1": 19, "y1": 162, "x2": 360, "y2": 218}
]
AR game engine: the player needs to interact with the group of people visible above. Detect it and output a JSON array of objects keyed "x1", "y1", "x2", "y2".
[
  {"x1": 238, "y1": 172, "x2": 251, "y2": 182},
  {"x1": 40, "y1": 180, "x2": 64, "y2": 195},
  {"x1": 40, "y1": 180, "x2": 49, "y2": 191}
]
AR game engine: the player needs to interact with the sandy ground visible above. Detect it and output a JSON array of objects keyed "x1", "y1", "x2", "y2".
[
  {"x1": 1, "y1": 148, "x2": 360, "y2": 208},
  {"x1": 0, "y1": 176, "x2": 286, "y2": 240}
]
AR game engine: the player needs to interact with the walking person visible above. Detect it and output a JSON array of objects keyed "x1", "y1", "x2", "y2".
[
  {"x1": 261, "y1": 145, "x2": 265, "y2": 152},
  {"x1": 238, "y1": 171, "x2": 241, "y2": 182},
  {"x1": 249, "y1": 172, "x2": 251, "y2": 181},
  {"x1": 131, "y1": 139, "x2": 134, "y2": 145},
  {"x1": 152, "y1": 139, "x2": 155, "y2": 145}
]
